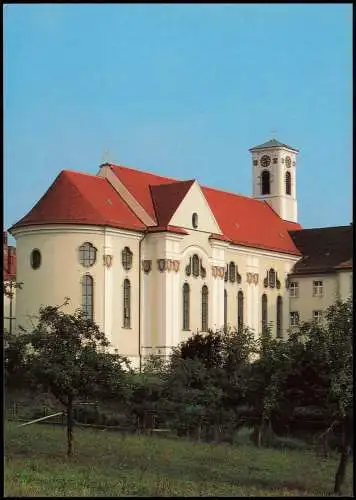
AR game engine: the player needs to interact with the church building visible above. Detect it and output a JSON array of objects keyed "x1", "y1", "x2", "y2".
[{"x1": 9, "y1": 138, "x2": 353, "y2": 368}]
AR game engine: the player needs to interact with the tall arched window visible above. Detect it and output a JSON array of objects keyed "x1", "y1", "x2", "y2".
[
  {"x1": 224, "y1": 289, "x2": 228, "y2": 331},
  {"x1": 237, "y1": 291, "x2": 244, "y2": 333},
  {"x1": 122, "y1": 247, "x2": 133, "y2": 270},
  {"x1": 201, "y1": 286, "x2": 209, "y2": 332},
  {"x1": 261, "y1": 170, "x2": 270, "y2": 195},
  {"x1": 276, "y1": 295, "x2": 283, "y2": 338},
  {"x1": 262, "y1": 293, "x2": 268, "y2": 335},
  {"x1": 192, "y1": 254, "x2": 200, "y2": 277},
  {"x1": 82, "y1": 275, "x2": 94, "y2": 320},
  {"x1": 123, "y1": 279, "x2": 131, "y2": 328},
  {"x1": 229, "y1": 262, "x2": 236, "y2": 283},
  {"x1": 183, "y1": 283, "x2": 190, "y2": 330},
  {"x1": 285, "y1": 171, "x2": 291, "y2": 195},
  {"x1": 268, "y1": 268, "x2": 276, "y2": 288}
]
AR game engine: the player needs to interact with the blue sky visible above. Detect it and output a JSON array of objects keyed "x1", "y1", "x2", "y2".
[{"x1": 4, "y1": 4, "x2": 352, "y2": 242}]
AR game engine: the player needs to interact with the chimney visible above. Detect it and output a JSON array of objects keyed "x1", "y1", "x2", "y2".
[{"x1": 3, "y1": 231, "x2": 8, "y2": 246}]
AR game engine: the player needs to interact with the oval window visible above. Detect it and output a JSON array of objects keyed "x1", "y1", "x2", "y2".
[
  {"x1": 30, "y1": 249, "x2": 41, "y2": 270},
  {"x1": 192, "y1": 212, "x2": 198, "y2": 229}
]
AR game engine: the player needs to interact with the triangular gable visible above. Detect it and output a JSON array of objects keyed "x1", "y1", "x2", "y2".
[
  {"x1": 169, "y1": 181, "x2": 222, "y2": 234},
  {"x1": 109, "y1": 164, "x2": 176, "y2": 222},
  {"x1": 150, "y1": 180, "x2": 195, "y2": 226}
]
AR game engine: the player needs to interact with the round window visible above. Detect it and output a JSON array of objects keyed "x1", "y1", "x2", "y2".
[
  {"x1": 30, "y1": 249, "x2": 41, "y2": 270},
  {"x1": 192, "y1": 212, "x2": 198, "y2": 229}
]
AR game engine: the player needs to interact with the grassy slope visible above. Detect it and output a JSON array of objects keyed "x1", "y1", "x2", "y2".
[{"x1": 4, "y1": 421, "x2": 353, "y2": 497}]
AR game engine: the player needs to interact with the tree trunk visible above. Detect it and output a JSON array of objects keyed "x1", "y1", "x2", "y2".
[
  {"x1": 256, "y1": 415, "x2": 266, "y2": 448},
  {"x1": 66, "y1": 399, "x2": 73, "y2": 458},
  {"x1": 334, "y1": 420, "x2": 352, "y2": 495},
  {"x1": 334, "y1": 445, "x2": 351, "y2": 495}
]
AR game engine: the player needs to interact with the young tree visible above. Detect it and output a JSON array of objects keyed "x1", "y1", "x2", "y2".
[
  {"x1": 16, "y1": 300, "x2": 130, "y2": 457},
  {"x1": 280, "y1": 299, "x2": 353, "y2": 494}
]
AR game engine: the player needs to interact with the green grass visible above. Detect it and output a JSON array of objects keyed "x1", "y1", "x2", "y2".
[{"x1": 5, "y1": 421, "x2": 353, "y2": 497}]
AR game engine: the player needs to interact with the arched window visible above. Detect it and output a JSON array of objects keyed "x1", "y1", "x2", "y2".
[
  {"x1": 202, "y1": 285, "x2": 209, "y2": 332},
  {"x1": 237, "y1": 291, "x2": 244, "y2": 333},
  {"x1": 268, "y1": 268, "x2": 276, "y2": 288},
  {"x1": 123, "y1": 279, "x2": 131, "y2": 328},
  {"x1": 183, "y1": 283, "x2": 190, "y2": 330},
  {"x1": 82, "y1": 275, "x2": 94, "y2": 320},
  {"x1": 261, "y1": 170, "x2": 270, "y2": 195},
  {"x1": 229, "y1": 262, "x2": 236, "y2": 283},
  {"x1": 262, "y1": 293, "x2": 268, "y2": 335},
  {"x1": 224, "y1": 289, "x2": 228, "y2": 331},
  {"x1": 79, "y1": 242, "x2": 97, "y2": 268},
  {"x1": 192, "y1": 254, "x2": 200, "y2": 277},
  {"x1": 276, "y1": 295, "x2": 283, "y2": 338},
  {"x1": 285, "y1": 171, "x2": 291, "y2": 195},
  {"x1": 122, "y1": 247, "x2": 133, "y2": 270},
  {"x1": 192, "y1": 212, "x2": 198, "y2": 229},
  {"x1": 30, "y1": 249, "x2": 41, "y2": 270}
]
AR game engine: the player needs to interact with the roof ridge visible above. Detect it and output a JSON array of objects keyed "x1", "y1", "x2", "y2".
[
  {"x1": 62, "y1": 169, "x2": 104, "y2": 179},
  {"x1": 108, "y1": 163, "x2": 178, "y2": 182},
  {"x1": 202, "y1": 184, "x2": 266, "y2": 204}
]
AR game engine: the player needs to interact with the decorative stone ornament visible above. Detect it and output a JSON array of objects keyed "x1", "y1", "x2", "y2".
[
  {"x1": 157, "y1": 259, "x2": 180, "y2": 272},
  {"x1": 246, "y1": 272, "x2": 259, "y2": 285},
  {"x1": 158, "y1": 259, "x2": 166, "y2": 272},
  {"x1": 211, "y1": 265, "x2": 225, "y2": 279},
  {"x1": 103, "y1": 254, "x2": 113, "y2": 268},
  {"x1": 142, "y1": 260, "x2": 152, "y2": 274}
]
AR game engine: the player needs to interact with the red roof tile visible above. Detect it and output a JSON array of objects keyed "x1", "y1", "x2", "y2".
[
  {"x1": 109, "y1": 163, "x2": 301, "y2": 255},
  {"x1": 109, "y1": 164, "x2": 176, "y2": 222},
  {"x1": 10, "y1": 163, "x2": 302, "y2": 256},
  {"x1": 10, "y1": 170, "x2": 146, "y2": 232},
  {"x1": 150, "y1": 180, "x2": 195, "y2": 226},
  {"x1": 202, "y1": 186, "x2": 301, "y2": 255}
]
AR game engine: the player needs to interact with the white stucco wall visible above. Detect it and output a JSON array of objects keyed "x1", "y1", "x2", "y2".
[
  {"x1": 11, "y1": 224, "x2": 144, "y2": 369},
  {"x1": 251, "y1": 146, "x2": 298, "y2": 222},
  {"x1": 12, "y1": 221, "x2": 350, "y2": 370},
  {"x1": 169, "y1": 181, "x2": 222, "y2": 234}
]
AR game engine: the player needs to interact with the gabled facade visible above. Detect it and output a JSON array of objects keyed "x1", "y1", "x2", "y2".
[{"x1": 8, "y1": 139, "x2": 353, "y2": 368}]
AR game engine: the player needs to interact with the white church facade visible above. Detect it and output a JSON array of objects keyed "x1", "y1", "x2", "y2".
[{"x1": 9, "y1": 139, "x2": 352, "y2": 368}]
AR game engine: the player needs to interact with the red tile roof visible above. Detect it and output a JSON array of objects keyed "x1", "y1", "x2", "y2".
[
  {"x1": 202, "y1": 186, "x2": 302, "y2": 255},
  {"x1": 110, "y1": 164, "x2": 177, "y2": 222},
  {"x1": 150, "y1": 180, "x2": 195, "y2": 226},
  {"x1": 10, "y1": 170, "x2": 146, "y2": 232},
  {"x1": 10, "y1": 163, "x2": 302, "y2": 256}
]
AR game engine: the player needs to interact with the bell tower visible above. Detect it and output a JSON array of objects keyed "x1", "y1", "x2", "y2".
[{"x1": 249, "y1": 138, "x2": 299, "y2": 223}]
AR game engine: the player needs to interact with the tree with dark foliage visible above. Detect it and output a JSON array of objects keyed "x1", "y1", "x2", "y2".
[{"x1": 9, "y1": 299, "x2": 130, "y2": 457}]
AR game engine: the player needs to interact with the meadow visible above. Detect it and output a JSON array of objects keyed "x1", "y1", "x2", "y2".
[{"x1": 4, "y1": 421, "x2": 353, "y2": 497}]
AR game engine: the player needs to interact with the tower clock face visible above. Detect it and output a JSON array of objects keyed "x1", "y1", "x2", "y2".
[
  {"x1": 260, "y1": 155, "x2": 271, "y2": 168},
  {"x1": 285, "y1": 156, "x2": 291, "y2": 168}
]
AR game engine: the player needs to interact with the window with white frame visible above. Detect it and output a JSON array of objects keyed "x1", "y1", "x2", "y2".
[
  {"x1": 289, "y1": 281, "x2": 299, "y2": 297},
  {"x1": 290, "y1": 311, "x2": 299, "y2": 327},
  {"x1": 312, "y1": 280, "x2": 323, "y2": 297},
  {"x1": 313, "y1": 310, "x2": 323, "y2": 324}
]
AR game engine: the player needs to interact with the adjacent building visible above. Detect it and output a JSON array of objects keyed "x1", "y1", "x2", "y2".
[
  {"x1": 8, "y1": 138, "x2": 353, "y2": 367},
  {"x1": 3, "y1": 231, "x2": 17, "y2": 334}
]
